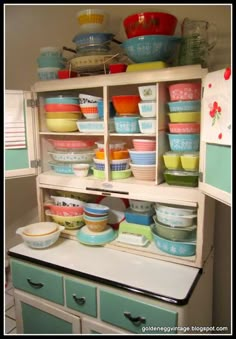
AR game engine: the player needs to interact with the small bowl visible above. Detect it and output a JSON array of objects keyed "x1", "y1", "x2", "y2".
[
  {"x1": 138, "y1": 85, "x2": 156, "y2": 101},
  {"x1": 138, "y1": 118, "x2": 156, "y2": 134},
  {"x1": 180, "y1": 153, "x2": 199, "y2": 171},
  {"x1": 76, "y1": 9, "x2": 109, "y2": 33},
  {"x1": 129, "y1": 199, "x2": 153, "y2": 212},
  {"x1": 72, "y1": 163, "x2": 90, "y2": 177},
  {"x1": 84, "y1": 203, "x2": 110, "y2": 215},
  {"x1": 38, "y1": 67, "x2": 60, "y2": 80},
  {"x1": 109, "y1": 63, "x2": 127, "y2": 73},
  {"x1": 163, "y1": 152, "x2": 182, "y2": 170},
  {"x1": 16, "y1": 225, "x2": 65, "y2": 249},
  {"x1": 80, "y1": 103, "x2": 98, "y2": 115},
  {"x1": 138, "y1": 101, "x2": 156, "y2": 118},
  {"x1": 84, "y1": 217, "x2": 109, "y2": 232},
  {"x1": 132, "y1": 139, "x2": 156, "y2": 151}
]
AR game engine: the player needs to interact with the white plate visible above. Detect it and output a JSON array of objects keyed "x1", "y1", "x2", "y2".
[{"x1": 96, "y1": 196, "x2": 129, "y2": 230}]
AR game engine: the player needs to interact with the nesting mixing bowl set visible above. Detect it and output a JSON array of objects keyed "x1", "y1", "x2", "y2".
[
  {"x1": 163, "y1": 82, "x2": 202, "y2": 187},
  {"x1": 151, "y1": 202, "x2": 197, "y2": 256}
]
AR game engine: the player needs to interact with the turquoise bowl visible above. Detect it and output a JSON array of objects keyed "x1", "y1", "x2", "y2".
[
  {"x1": 167, "y1": 100, "x2": 201, "y2": 112},
  {"x1": 168, "y1": 133, "x2": 200, "y2": 152},
  {"x1": 151, "y1": 226, "x2": 196, "y2": 256},
  {"x1": 45, "y1": 97, "x2": 80, "y2": 105},
  {"x1": 76, "y1": 226, "x2": 117, "y2": 246},
  {"x1": 114, "y1": 116, "x2": 140, "y2": 133}
]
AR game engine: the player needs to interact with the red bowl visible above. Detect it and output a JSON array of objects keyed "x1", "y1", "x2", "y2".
[
  {"x1": 123, "y1": 12, "x2": 177, "y2": 38},
  {"x1": 109, "y1": 64, "x2": 127, "y2": 74},
  {"x1": 44, "y1": 103, "x2": 81, "y2": 112},
  {"x1": 58, "y1": 69, "x2": 78, "y2": 79},
  {"x1": 45, "y1": 204, "x2": 84, "y2": 216}
]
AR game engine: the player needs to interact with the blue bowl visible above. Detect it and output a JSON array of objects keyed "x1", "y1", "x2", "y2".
[
  {"x1": 122, "y1": 35, "x2": 181, "y2": 63},
  {"x1": 168, "y1": 133, "x2": 200, "y2": 152},
  {"x1": 76, "y1": 226, "x2": 118, "y2": 246},
  {"x1": 167, "y1": 100, "x2": 201, "y2": 112},
  {"x1": 114, "y1": 116, "x2": 140, "y2": 134},
  {"x1": 151, "y1": 228, "x2": 196, "y2": 257},
  {"x1": 97, "y1": 101, "x2": 116, "y2": 119},
  {"x1": 72, "y1": 32, "x2": 114, "y2": 45},
  {"x1": 128, "y1": 149, "x2": 156, "y2": 165},
  {"x1": 45, "y1": 97, "x2": 80, "y2": 105},
  {"x1": 84, "y1": 203, "x2": 110, "y2": 214},
  {"x1": 37, "y1": 55, "x2": 66, "y2": 68}
]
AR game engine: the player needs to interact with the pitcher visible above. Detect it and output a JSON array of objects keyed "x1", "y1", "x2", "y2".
[{"x1": 179, "y1": 18, "x2": 217, "y2": 68}]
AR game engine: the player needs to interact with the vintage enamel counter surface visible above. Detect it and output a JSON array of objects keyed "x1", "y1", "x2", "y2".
[
  {"x1": 9, "y1": 237, "x2": 200, "y2": 303},
  {"x1": 8, "y1": 238, "x2": 213, "y2": 334}
]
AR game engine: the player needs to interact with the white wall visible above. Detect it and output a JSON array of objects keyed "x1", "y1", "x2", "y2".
[{"x1": 4, "y1": 3, "x2": 232, "y2": 332}]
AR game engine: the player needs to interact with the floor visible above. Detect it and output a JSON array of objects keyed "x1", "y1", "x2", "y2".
[{"x1": 5, "y1": 264, "x2": 17, "y2": 335}]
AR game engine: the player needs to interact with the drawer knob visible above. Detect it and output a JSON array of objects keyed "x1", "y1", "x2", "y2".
[
  {"x1": 27, "y1": 278, "x2": 44, "y2": 289},
  {"x1": 72, "y1": 294, "x2": 86, "y2": 305},
  {"x1": 124, "y1": 311, "x2": 146, "y2": 326}
]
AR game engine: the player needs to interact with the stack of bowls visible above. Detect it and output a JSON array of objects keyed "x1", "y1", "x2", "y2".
[
  {"x1": 129, "y1": 139, "x2": 156, "y2": 181},
  {"x1": 151, "y1": 203, "x2": 197, "y2": 257},
  {"x1": 44, "y1": 96, "x2": 81, "y2": 132},
  {"x1": 37, "y1": 47, "x2": 66, "y2": 80},
  {"x1": 78, "y1": 93, "x2": 103, "y2": 120},
  {"x1": 164, "y1": 82, "x2": 201, "y2": 187},
  {"x1": 121, "y1": 12, "x2": 181, "y2": 65},
  {"x1": 83, "y1": 203, "x2": 110, "y2": 232},
  {"x1": 16, "y1": 222, "x2": 65, "y2": 249},
  {"x1": 93, "y1": 141, "x2": 132, "y2": 180},
  {"x1": 138, "y1": 85, "x2": 157, "y2": 134}
]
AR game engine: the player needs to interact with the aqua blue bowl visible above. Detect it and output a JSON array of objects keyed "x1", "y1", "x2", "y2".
[
  {"x1": 168, "y1": 133, "x2": 200, "y2": 152},
  {"x1": 76, "y1": 226, "x2": 117, "y2": 246},
  {"x1": 122, "y1": 35, "x2": 181, "y2": 63},
  {"x1": 151, "y1": 228, "x2": 196, "y2": 256},
  {"x1": 72, "y1": 32, "x2": 114, "y2": 45},
  {"x1": 114, "y1": 116, "x2": 140, "y2": 133},
  {"x1": 45, "y1": 97, "x2": 80, "y2": 105},
  {"x1": 167, "y1": 100, "x2": 201, "y2": 112},
  {"x1": 37, "y1": 55, "x2": 66, "y2": 68},
  {"x1": 84, "y1": 203, "x2": 110, "y2": 215},
  {"x1": 97, "y1": 101, "x2": 116, "y2": 119}
]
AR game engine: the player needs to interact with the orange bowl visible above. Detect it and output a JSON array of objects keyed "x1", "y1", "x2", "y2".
[
  {"x1": 112, "y1": 95, "x2": 141, "y2": 114},
  {"x1": 95, "y1": 149, "x2": 129, "y2": 160}
]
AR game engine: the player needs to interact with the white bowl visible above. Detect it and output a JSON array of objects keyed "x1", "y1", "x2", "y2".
[
  {"x1": 129, "y1": 199, "x2": 153, "y2": 212},
  {"x1": 155, "y1": 210, "x2": 197, "y2": 227},
  {"x1": 22, "y1": 222, "x2": 59, "y2": 236},
  {"x1": 16, "y1": 225, "x2": 65, "y2": 249},
  {"x1": 138, "y1": 85, "x2": 156, "y2": 101},
  {"x1": 138, "y1": 118, "x2": 156, "y2": 134},
  {"x1": 78, "y1": 93, "x2": 103, "y2": 104},
  {"x1": 138, "y1": 101, "x2": 156, "y2": 118},
  {"x1": 50, "y1": 195, "x2": 86, "y2": 207},
  {"x1": 72, "y1": 163, "x2": 90, "y2": 177}
]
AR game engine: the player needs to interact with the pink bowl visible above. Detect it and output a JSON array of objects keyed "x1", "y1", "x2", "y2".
[
  {"x1": 45, "y1": 204, "x2": 84, "y2": 216},
  {"x1": 168, "y1": 82, "x2": 201, "y2": 101},
  {"x1": 44, "y1": 103, "x2": 81, "y2": 112},
  {"x1": 168, "y1": 123, "x2": 201, "y2": 134},
  {"x1": 48, "y1": 139, "x2": 95, "y2": 150},
  {"x1": 132, "y1": 139, "x2": 156, "y2": 151}
]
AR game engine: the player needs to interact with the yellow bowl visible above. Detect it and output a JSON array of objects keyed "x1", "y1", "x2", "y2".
[
  {"x1": 49, "y1": 214, "x2": 85, "y2": 230},
  {"x1": 163, "y1": 153, "x2": 182, "y2": 170},
  {"x1": 46, "y1": 112, "x2": 82, "y2": 119},
  {"x1": 168, "y1": 112, "x2": 200, "y2": 123},
  {"x1": 180, "y1": 153, "x2": 199, "y2": 171},
  {"x1": 46, "y1": 118, "x2": 78, "y2": 132}
]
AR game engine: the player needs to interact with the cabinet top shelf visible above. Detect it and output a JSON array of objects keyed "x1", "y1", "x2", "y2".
[{"x1": 32, "y1": 65, "x2": 208, "y2": 93}]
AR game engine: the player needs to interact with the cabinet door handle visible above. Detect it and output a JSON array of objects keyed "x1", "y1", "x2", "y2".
[
  {"x1": 123, "y1": 311, "x2": 146, "y2": 326},
  {"x1": 27, "y1": 278, "x2": 44, "y2": 289},
  {"x1": 72, "y1": 294, "x2": 86, "y2": 305}
]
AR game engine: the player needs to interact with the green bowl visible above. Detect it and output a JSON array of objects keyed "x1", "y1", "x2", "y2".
[
  {"x1": 92, "y1": 167, "x2": 132, "y2": 180},
  {"x1": 152, "y1": 217, "x2": 196, "y2": 241}
]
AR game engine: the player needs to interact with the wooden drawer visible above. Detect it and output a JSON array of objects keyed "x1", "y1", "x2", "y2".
[
  {"x1": 65, "y1": 278, "x2": 97, "y2": 317},
  {"x1": 11, "y1": 259, "x2": 64, "y2": 305},
  {"x1": 100, "y1": 290, "x2": 178, "y2": 334}
]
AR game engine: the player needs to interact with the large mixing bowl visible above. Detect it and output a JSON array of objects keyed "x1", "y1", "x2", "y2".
[{"x1": 122, "y1": 35, "x2": 181, "y2": 63}]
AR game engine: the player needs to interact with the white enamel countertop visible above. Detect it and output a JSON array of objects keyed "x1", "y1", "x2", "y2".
[{"x1": 9, "y1": 238, "x2": 200, "y2": 303}]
